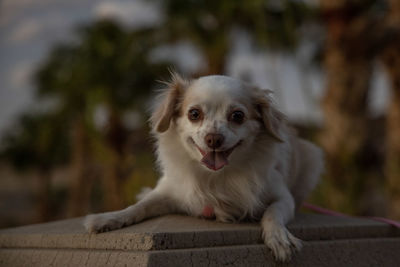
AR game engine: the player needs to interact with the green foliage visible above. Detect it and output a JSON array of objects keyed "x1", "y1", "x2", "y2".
[
  {"x1": 2, "y1": 20, "x2": 170, "y2": 172},
  {"x1": 160, "y1": 0, "x2": 312, "y2": 49},
  {"x1": 36, "y1": 20, "x2": 170, "y2": 113},
  {"x1": 123, "y1": 151, "x2": 159, "y2": 205},
  {"x1": 1, "y1": 112, "x2": 70, "y2": 171}
]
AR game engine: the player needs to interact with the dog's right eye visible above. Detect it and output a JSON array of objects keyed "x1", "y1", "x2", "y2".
[{"x1": 188, "y1": 108, "x2": 202, "y2": 121}]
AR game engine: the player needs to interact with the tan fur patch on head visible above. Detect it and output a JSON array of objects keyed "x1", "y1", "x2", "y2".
[
  {"x1": 252, "y1": 87, "x2": 286, "y2": 142},
  {"x1": 151, "y1": 72, "x2": 189, "y2": 133}
]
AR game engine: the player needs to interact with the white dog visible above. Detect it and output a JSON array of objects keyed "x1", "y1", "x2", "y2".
[{"x1": 84, "y1": 73, "x2": 324, "y2": 261}]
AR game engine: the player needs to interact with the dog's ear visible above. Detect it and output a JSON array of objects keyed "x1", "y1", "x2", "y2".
[
  {"x1": 151, "y1": 72, "x2": 188, "y2": 133},
  {"x1": 253, "y1": 88, "x2": 285, "y2": 142}
]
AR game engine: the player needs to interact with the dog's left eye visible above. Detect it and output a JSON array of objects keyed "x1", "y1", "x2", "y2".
[
  {"x1": 188, "y1": 108, "x2": 202, "y2": 121},
  {"x1": 229, "y1": 111, "x2": 245, "y2": 124}
]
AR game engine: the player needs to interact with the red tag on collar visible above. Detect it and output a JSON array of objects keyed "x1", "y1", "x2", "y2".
[{"x1": 202, "y1": 205, "x2": 215, "y2": 218}]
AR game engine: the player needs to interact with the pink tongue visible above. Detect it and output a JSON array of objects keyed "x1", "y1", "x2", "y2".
[{"x1": 201, "y1": 151, "x2": 228, "y2": 171}]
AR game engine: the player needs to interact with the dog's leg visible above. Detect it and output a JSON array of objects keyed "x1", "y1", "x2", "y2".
[
  {"x1": 292, "y1": 140, "x2": 324, "y2": 210},
  {"x1": 261, "y1": 176, "x2": 302, "y2": 261},
  {"x1": 84, "y1": 191, "x2": 180, "y2": 233}
]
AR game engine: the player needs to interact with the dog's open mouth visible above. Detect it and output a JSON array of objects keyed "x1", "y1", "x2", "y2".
[{"x1": 191, "y1": 139, "x2": 241, "y2": 171}]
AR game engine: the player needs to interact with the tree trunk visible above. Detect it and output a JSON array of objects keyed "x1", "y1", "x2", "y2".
[
  {"x1": 206, "y1": 49, "x2": 226, "y2": 75},
  {"x1": 201, "y1": 35, "x2": 228, "y2": 75},
  {"x1": 318, "y1": 1, "x2": 376, "y2": 213},
  {"x1": 36, "y1": 168, "x2": 52, "y2": 222},
  {"x1": 382, "y1": 0, "x2": 400, "y2": 219},
  {"x1": 67, "y1": 118, "x2": 93, "y2": 216},
  {"x1": 102, "y1": 109, "x2": 128, "y2": 211}
]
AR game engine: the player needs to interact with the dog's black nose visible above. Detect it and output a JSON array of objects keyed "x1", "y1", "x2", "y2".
[{"x1": 205, "y1": 134, "x2": 224, "y2": 149}]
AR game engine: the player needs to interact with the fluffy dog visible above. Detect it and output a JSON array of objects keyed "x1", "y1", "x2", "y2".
[{"x1": 84, "y1": 73, "x2": 324, "y2": 261}]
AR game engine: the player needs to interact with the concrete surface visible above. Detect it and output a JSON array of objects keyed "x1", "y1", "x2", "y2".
[{"x1": 0, "y1": 213, "x2": 399, "y2": 266}]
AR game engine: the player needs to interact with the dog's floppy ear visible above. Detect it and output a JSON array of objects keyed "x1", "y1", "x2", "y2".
[
  {"x1": 253, "y1": 88, "x2": 285, "y2": 142},
  {"x1": 151, "y1": 72, "x2": 188, "y2": 133}
]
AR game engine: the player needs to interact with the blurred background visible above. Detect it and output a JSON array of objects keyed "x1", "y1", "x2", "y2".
[{"x1": 1, "y1": 0, "x2": 399, "y2": 228}]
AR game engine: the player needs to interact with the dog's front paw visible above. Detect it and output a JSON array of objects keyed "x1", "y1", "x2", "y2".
[
  {"x1": 84, "y1": 212, "x2": 126, "y2": 234},
  {"x1": 262, "y1": 221, "x2": 302, "y2": 262}
]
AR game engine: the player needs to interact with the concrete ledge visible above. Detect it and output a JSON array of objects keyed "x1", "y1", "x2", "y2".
[{"x1": 1, "y1": 214, "x2": 399, "y2": 266}]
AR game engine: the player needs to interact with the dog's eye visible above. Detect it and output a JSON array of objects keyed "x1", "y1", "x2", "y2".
[
  {"x1": 188, "y1": 108, "x2": 202, "y2": 121},
  {"x1": 229, "y1": 111, "x2": 245, "y2": 124}
]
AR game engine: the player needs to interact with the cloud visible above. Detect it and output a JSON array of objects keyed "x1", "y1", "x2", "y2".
[
  {"x1": 0, "y1": 0, "x2": 56, "y2": 27},
  {"x1": 150, "y1": 41, "x2": 207, "y2": 75},
  {"x1": 93, "y1": 0, "x2": 163, "y2": 28},
  {"x1": 7, "y1": 19, "x2": 43, "y2": 44},
  {"x1": 370, "y1": 64, "x2": 391, "y2": 116},
  {"x1": 8, "y1": 61, "x2": 35, "y2": 89}
]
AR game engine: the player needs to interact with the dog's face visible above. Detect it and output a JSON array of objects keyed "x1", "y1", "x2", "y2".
[{"x1": 151, "y1": 73, "x2": 284, "y2": 171}]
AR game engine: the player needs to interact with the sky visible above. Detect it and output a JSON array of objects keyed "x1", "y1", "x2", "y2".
[{"x1": 0, "y1": 0, "x2": 391, "y2": 138}]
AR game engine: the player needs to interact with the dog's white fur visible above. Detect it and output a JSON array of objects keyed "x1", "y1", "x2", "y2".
[{"x1": 84, "y1": 73, "x2": 324, "y2": 261}]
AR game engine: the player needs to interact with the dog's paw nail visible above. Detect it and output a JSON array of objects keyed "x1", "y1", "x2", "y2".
[
  {"x1": 83, "y1": 213, "x2": 125, "y2": 233},
  {"x1": 263, "y1": 223, "x2": 302, "y2": 262}
]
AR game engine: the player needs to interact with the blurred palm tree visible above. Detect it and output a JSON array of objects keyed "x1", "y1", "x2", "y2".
[
  {"x1": 317, "y1": 0, "x2": 400, "y2": 218},
  {"x1": 158, "y1": 0, "x2": 311, "y2": 75},
  {"x1": 0, "y1": 112, "x2": 70, "y2": 221},
  {"x1": 381, "y1": 0, "x2": 400, "y2": 218},
  {"x1": 31, "y1": 20, "x2": 169, "y2": 216},
  {"x1": 318, "y1": 0, "x2": 378, "y2": 214}
]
